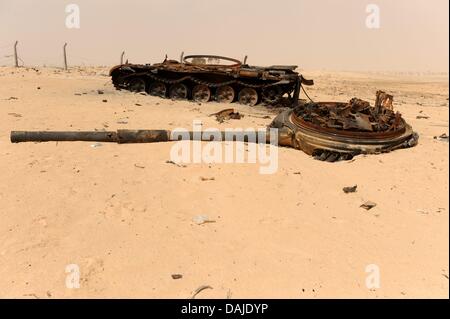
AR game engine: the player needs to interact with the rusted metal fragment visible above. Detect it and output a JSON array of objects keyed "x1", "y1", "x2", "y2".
[
  {"x1": 375, "y1": 90, "x2": 394, "y2": 112},
  {"x1": 343, "y1": 185, "x2": 358, "y2": 193},
  {"x1": 360, "y1": 201, "x2": 377, "y2": 210},
  {"x1": 209, "y1": 108, "x2": 243, "y2": 123}
]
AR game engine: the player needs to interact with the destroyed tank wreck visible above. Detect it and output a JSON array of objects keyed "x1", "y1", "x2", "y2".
[
  {"x1": 109, "y1": 54, "x2": 314, "y2": 106},
  {"x1": 10, "y1": 92, "x2": 418, "y2": 162}
]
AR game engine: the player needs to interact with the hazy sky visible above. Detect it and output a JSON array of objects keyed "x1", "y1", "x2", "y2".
[{"x1": 0, "y1": 0, "x2": 448, "y2": 71}]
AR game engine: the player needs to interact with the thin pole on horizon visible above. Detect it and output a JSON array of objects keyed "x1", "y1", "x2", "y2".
[
  {"x1": 63, "y1": 43, "x2": 68, "y2": 71},
  {"x1": 120, "y1": 51, "x2": 125, "y2": 65},
  {"x1": 14, "y1": 41, "x2": 18, "y2": 67}
]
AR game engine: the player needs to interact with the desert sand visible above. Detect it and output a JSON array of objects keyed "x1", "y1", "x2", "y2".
[{"x1": 0, "y1": 66, "x2": 448, "y2": 298}]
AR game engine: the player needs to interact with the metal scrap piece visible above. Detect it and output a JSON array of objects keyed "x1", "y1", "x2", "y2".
[
  {"x1": 210, "y1": 108, "x2": 243, "y2": 123},
  {"x1": 360, "y1": 201, "x2": 377, "y2": 210},
  {"x1": 343, "y1": 185, "x2": 358, "y2": 193}
]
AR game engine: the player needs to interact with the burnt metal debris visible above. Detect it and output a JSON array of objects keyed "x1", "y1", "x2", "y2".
[
  {"x1": 270, "y1": 91, "x2": 419, "y2": 161},
  {"x1": 10, "y1": 92, "x2": 418, "y2": 162},
  {"x1": 109, "y1": 54, "x2": 314, "y2": 106},
  {"x1": 209, "y1": 108, "x2": 243, "y2": 123}
]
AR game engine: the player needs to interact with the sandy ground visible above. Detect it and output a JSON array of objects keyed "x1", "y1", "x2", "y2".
[{"x1": 0, "y1": 66, "x2": 448, "y2": 299}]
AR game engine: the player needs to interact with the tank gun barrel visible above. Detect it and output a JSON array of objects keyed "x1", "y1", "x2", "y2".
[{"x1": 10, "y1": 130, "x2": 271, "y2": 144}]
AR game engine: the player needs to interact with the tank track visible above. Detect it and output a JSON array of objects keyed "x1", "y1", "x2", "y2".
[
  {"x1": 116, "y1": 72, "x2": 292, "y2": 106},
  {"x1": 144, "y1": 72, "x2": 267, "y2": 89}
]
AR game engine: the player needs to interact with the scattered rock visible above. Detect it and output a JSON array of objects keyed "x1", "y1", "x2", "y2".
[
  {"x1": 416, "y1": 115, "x2": 429, "y2": 119},
  {"x1": 135, "y1": 103, "x2": 142, "y2": 106},
  {"x1": 102, "y1": 99, "x2": 108, "y2": 103},
  {"x1": 200, "y1": 177, "x2": 215, "y2": 181},
  {"x1": 343, "y1": 185, "x2": 357, "y2": 193},
  {"x1": 90, "y1": 143, "x2": 102, "y2": 148},
  {"x1": 6, "y1": 96, "x2": 18, "y2": 100},
  {"x1": 97, "y1": 90, "x2": 104, "y2": 95},
  {"x1": 74, "y1": 93, "x2": 82, "y2": 96},
  {"x1": 37, "y1": 86, "x2": 41, "y2": 90},
  {"x1": 434, "y1": 133, "x2": 449, "y2": 142},
  {"x1": 192, "y1": 215, "x2": 216, "y2": 225},
  {"x1": 360, "y1": 201, "x2": 377, "y2": 210},
  {"x1": 7, "y1": 112, "x2": 22, "y2": 118},
  {"x1": 171, "y1": 274, "x2": 183, "y2": 280},
  {"x1": 165, "y1": 160, "x2": 186, "y2": 168},
  {"x1": 134, "y1": 164, "x2": 145, "y2": 169}
]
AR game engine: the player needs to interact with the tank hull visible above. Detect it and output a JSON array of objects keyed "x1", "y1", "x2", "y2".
[{"x1": 110, "y1": 55, "x2": 311, "y2": 106}]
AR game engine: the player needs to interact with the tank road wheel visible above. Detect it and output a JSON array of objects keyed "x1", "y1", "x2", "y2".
[
  {"x1": 215, "y1": 86, "x2": 235, "y2": 103},
  {"x1": 192, "y1": 84, "x2": 211, "y2": 103},
  {"x1": 169, "y1": 83, "x2": 189, "y2": 100},
  {"x1": 127, "y1": 77, "x2": 146, "y2": 92},
  {"x1": 238, "y1": 88, "x2": 259, "y2": 106},
  {"x1": 148, "y1": 82, "x2": 167, "y2": 98},
  {"x1": 262, "y1": 86, "x2": 283, "y2": 105}
]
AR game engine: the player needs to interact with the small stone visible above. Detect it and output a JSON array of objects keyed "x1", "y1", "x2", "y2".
[
  {"x1": 192, "y1": 215, "x2": 215, "y2": 225},
  {"x1": 171, "y1": 274, "x2": 183, "y2": 280},
  {"x1": 200, "y1": 177, "x2": 215, "y2": 181},
  {"x1": 343, "y1": 185, "x2": 357, "y2": 193}
]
